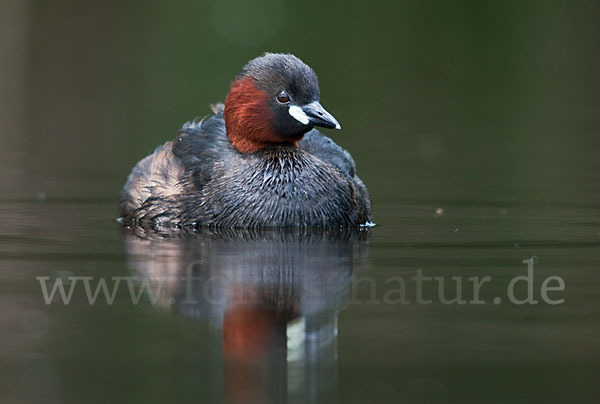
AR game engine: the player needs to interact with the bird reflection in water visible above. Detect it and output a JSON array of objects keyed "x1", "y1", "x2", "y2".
[{"x1": 122, "y1": 227, "x2": 370, "y2": 404}]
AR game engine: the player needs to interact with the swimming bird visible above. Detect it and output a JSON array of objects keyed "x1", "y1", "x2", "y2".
[{"x1": 120, "y1": 53, "x2": 372, "y2": 228}]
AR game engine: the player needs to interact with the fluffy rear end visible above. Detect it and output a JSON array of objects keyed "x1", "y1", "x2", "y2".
[{"x1": 119, "y1": 141, "x2": 184, "y2": 224}]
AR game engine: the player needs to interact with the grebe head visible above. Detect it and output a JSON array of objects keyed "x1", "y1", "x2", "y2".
[{"x1": 224, "y1": 53, "x2": 340, "y2": 153}]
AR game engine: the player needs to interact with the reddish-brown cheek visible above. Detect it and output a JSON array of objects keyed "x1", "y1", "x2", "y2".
[{"x1": 224, "y1": 77, "x2": 288, "y2": 153}]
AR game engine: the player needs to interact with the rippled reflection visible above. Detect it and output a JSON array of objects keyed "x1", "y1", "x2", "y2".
[{"x1": 123, "y1": 227, "x2": 370, "y2": 403}]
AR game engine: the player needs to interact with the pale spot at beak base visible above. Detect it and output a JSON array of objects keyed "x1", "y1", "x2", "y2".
[{"x1": 288, "y1": 105, "x2": 310, "y2": 125}]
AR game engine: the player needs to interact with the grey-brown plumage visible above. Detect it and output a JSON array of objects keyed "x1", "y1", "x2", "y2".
[{"x1": 120, "y1": 54, "x2": 372, "y2": 229}]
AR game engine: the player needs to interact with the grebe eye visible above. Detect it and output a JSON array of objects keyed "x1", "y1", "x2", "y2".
[{"x1": 276, "y1": 90, "x2": 290, "y2": 104}]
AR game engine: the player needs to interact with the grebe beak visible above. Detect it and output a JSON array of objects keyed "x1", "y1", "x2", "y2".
[{"x1": 301, "y1": 101, "x2": 341, "y2": 130}]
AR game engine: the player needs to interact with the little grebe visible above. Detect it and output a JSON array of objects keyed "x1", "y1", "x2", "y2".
[{"x1": 120, "y1": 53, "x2": 372, "y2": 228}]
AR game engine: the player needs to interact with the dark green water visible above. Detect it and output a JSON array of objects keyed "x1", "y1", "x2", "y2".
[{"x1": 1, "y1": 1, "x2": 599, "y2": 403}]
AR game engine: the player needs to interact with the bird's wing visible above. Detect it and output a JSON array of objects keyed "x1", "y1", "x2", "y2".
[
  {"x1": 172, "y1": 105, "x2": 234, "y2": 190},
  {"x1": 298, "y1": 129, "x2": 357, "y2": 179}
]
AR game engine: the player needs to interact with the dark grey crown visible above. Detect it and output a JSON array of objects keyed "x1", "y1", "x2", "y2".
[{"x1": 238, "y1": 53, "x2": 320, "y2": 105}]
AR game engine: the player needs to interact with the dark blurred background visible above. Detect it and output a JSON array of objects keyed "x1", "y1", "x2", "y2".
[
  {"x1": 1, "y1": 1, "x2": 599, "y2": 403},
  {"x1": 2, "y1": 0, "x2": 599, "y2": 207}
]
